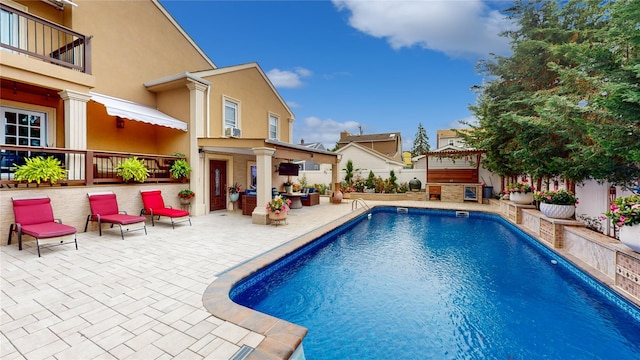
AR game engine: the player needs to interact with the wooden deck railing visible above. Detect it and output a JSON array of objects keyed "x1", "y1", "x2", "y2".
[{"x1": 0, "y1": 145, "x2": 184, "y2": 188}]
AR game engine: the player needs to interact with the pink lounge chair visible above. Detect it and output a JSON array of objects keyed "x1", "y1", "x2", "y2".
[
  {"x1": 8, "y1": 196, "x2": 78, "y2": 257},
  {"x1": 140, "y1": 190, "x2": 191, "y2": 229},
  {"x1": 85, "y1": 191, "x2": 147, "y2": 239}
]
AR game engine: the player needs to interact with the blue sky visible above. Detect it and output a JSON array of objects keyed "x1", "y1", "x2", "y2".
[{"x1": 161, "y1": 0, "x2": 512, "y2": 151}]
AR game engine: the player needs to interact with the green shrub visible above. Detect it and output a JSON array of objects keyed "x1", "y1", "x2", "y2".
[{"x1": 13, "y1": 156, "x2": 67, "y2": 185}]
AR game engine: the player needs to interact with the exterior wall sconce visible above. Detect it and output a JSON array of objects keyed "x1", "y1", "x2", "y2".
[
  {"x1": 116, "y1": 117, "x2": 125, "y2": 128},
  {"x1": 198, "y1": 148, "x2": 205, "y2": 159}
]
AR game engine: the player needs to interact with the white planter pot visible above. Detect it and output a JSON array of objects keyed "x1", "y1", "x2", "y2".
[
  {"x1": 510, "y1": 192, "x2": 534, "y2": 204},
  {"x1": 539, "y1": 203, "x2": 575, "y2": 219},
  {"x1": 619, "y1": 225, "x2": 640, "y2": 252}
]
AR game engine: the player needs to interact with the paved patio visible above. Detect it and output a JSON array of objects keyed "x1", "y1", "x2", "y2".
[{"x1": 1, "y1": 197, "x2": 498, "y2": 360}]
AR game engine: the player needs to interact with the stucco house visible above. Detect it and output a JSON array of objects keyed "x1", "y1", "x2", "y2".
[
  {"x1": 0, "y1": 0, "x2": 339, "y2": 228},
  {"x1": 336, "y1": 131, "x2": 403, "y2": 163}
]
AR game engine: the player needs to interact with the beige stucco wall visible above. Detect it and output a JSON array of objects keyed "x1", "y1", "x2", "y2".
[
  {"x1": 69, "y1": 0, "x2": 213, "y2": 103},
  {"x1": 203, "y1": 68, "x2": 292, "y2": 141}
]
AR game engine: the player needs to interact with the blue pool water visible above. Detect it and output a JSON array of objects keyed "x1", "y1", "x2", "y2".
[{"x1": 231, "y1": 208, "x2": 640, "y2": 359}]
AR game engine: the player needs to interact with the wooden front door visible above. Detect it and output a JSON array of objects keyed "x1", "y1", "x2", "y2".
[{"x1": 210, "y1": 160, "x2": 227, "y2": 211}]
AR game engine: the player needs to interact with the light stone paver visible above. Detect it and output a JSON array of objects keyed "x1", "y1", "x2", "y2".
[{"x1": 1, "y1": 197, "x2": 497, "y2": 359}]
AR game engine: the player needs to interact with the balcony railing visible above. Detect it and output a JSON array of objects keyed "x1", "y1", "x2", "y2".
[
  {"x1": 0, "y1": 4, "x2": 91, "y2": 74},
  {"x1": 0, "y1": 145, "x2": 186, "y2": 187}
]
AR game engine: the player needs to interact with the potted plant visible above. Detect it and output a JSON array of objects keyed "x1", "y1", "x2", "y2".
[
  {"x1": 116, "y1": 157, "x2": 149, "y2": 183},
  {"x1": 603, "y1": 194, "x2": 640, "y2": 252},
  {"x1": 12, "y1": 155, "x2": 67, "y2": 186},
  {"x1": 178, "y1": 189, "x2": 195, "y2": 205},
  {"x1": 266, "y1": 195, "x2": 291, "y2": 221},
  {"x1": 505, "y1": 180, "x2": 535, "y2": 204},
  {"x1": 228, "y1": 182, "x2": 242, "y2": 202},
  {"x1": 534, "y1": 189, "x2": 578, "y2": 219},
  {"x1": 170, "y1": 158, "x2": 192, "y2": 180},
  {"x1": 283, "y1": 180, "x2": 293, "y2": 193}
]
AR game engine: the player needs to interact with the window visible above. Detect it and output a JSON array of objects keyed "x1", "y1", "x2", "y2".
[
  {"x1": 1, "y1": 7, "x2": 19, "y2": 49},
  {"x1": 448, "y1": 139, "x2": 454, "y2": 146},
  {"x1": 1, "y1": 107, "x2": 47, "y2": 147},
  {"x1": 1, "y1": 1, "x2": 28, "y2": 52},
  {"x1": 269, "y1": 114, "x2": 278, "y2": 139},
  {"x1": 224, "y1": 99, "x2": 238, "y2": 129}
]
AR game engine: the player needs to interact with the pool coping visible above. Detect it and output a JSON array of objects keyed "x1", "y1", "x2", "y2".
[
  {"x1": 203, "y1": 203, "x2": 640, "y2": 359},
  {"x1": 202, "y1": 207, "x2": 368, "y2": 359}
]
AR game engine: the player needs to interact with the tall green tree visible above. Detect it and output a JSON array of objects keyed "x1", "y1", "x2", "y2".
[
  {"x1": 464, "y1": 0, "x2": 639, "y2": 187},
  {"x1": 411, "y1": 123, "x2": 430, "y2": 157}
]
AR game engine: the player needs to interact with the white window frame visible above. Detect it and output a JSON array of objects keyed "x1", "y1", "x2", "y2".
[
  {"x1": 268, "y1": 113, "x2": 279, "y2": 140},
  {"x1": 1, "y1": 103, "x2": 54, "y2": 147},
  {"x1": 223, "y1": 96, "x2": 240, "y2": 136}
]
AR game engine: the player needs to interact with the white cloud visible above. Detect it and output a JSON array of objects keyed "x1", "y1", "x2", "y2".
[
  {"x1": 266, "y1": 68, "x2": 313, "y2": 89},
  {"x1": 332, "y1": 0, "x2": 511, "y2": 58},
  {"x1": 286, "y1": 100, "x2": 301, "y2": 109},
  {"x1": 293, "y1": 116, "x2": 361, "y2": 149}
]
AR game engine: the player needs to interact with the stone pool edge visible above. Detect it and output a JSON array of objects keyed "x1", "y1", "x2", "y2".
[{"x1": 202, "y1": 208, "x2": 367, "y2": 359}]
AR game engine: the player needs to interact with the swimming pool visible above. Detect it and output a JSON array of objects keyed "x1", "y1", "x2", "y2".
[{"x1": 231, "y1": 207, "x2": 640, "y2": 359}]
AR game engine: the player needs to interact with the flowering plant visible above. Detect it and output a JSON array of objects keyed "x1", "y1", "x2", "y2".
[
  {"x1": 266, "y1": 195, "x2": 291, "y2": 214},
  {"x1": 228, "y1": 182, "x2": 242, "y2": 194},
  {"x1": 603, "y1": 195, "x2": 640, "y2": 227},
  {"x1": 178, "y1": 189, "x2": 195, "y2": 199},
  {"x1": 534, "y1": 189, "x2": 578, "y2": 205},
  {"x1": 505, "y1": 180, "x2": 534, "y2": 194}
]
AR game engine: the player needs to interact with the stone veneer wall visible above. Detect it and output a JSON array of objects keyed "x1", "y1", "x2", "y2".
[{"x1": 501, "y1": 201, "x2": 640, "y2": 306}]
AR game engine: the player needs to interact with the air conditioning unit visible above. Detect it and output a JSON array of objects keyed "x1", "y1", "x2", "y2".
[{"x1": 225, "y1": 127, "x2": 241, "y2": 137}]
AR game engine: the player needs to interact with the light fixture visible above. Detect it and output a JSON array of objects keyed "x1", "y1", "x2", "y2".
[
  {"x1": 116, "y1": 117, "x2": 125, "y2": 128},
  {"x1": 198, "y1": 148, "x2": 205, "y2": 159}
]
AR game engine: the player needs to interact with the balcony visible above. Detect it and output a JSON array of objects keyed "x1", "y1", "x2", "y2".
[
  {"x1": 0, "y1": 145, "x2": 185, "y2": 187},
  {"x1": 0, "y1": 4, "x2": 91, "y2": 74}
]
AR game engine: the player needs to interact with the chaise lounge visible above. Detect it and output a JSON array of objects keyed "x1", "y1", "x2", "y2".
[
  {"x1": 85, "y1": 191, "x2": 147, "y2": 239},
  {"x1": 140, "y1": 189, "x2": 191, "y2": 228},
  {"x1": 8, "y1": 196, "x2": 78, "y2": 257}
]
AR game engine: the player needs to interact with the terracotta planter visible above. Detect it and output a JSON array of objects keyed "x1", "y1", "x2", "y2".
[
  {"x1": 540, "y1": 203, "x2": 575, "y2": 219},
  {"x1": 331, "y1": 190, "x2": 343, "y2": 203},
  {"x1": 268, "y1": 211, "x2": 288, "y2": 225},
  {"x1": 619, "y1": 225, "x2": 640, "y2": 252},
  {"x1": 179, "y1": 198, "x2": 191, "y2": 205},
  {"x1": 510, "y1": 192, "x2": 534, "y2": 204}
]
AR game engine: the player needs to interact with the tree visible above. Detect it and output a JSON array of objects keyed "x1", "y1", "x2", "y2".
[
  {"x1": 411, "y1": 123, "x2": 430, "y2": 157},
  {"x1": 464, "y1": 0, "x2": 640, "y2": 187}
]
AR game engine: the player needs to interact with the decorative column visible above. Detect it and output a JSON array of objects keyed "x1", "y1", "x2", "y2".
[
  {"x1": 251, "y1": 147, "x2": 276, "y2": 225},
  {"x1": 187, "y1": 81, "x2": 209, "y2": 216},
  {"x1": 58, "y1": 90, "x2": 91, "y2": 180}
]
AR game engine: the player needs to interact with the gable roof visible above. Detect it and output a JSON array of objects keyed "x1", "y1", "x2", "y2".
[
  {"x1": 338, "y1": 131, "x2": 401, "y2": 144},
  {"x1": 336, "y1": 142, "x2": 404, "y2": 166},
  {"x1": 152, "y1": 0, "x2": 216, "y2": 70},
  {"x1": 193, "y1": 63, "x2": 294, "y2": 120}
]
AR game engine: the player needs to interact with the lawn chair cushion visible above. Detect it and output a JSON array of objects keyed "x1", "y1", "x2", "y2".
[
  {"x1": 141, "y1": 190, "x2": 166, "y2": 209},
  {"x1": 88, "y1": 193, "x2": 120, "y2": 216},
  {"x1": 12, "y1": 198, "x2": 55, "y2": 225},
  {"x1": 99, "y1": 214, "x2": 147, "y2": 225},
  {"x1": 21, "y1": 222, "x2": 76, "y2": 239},
  {"x1": 149, "y1": 207, "x2": 189, "y2": 218}
]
